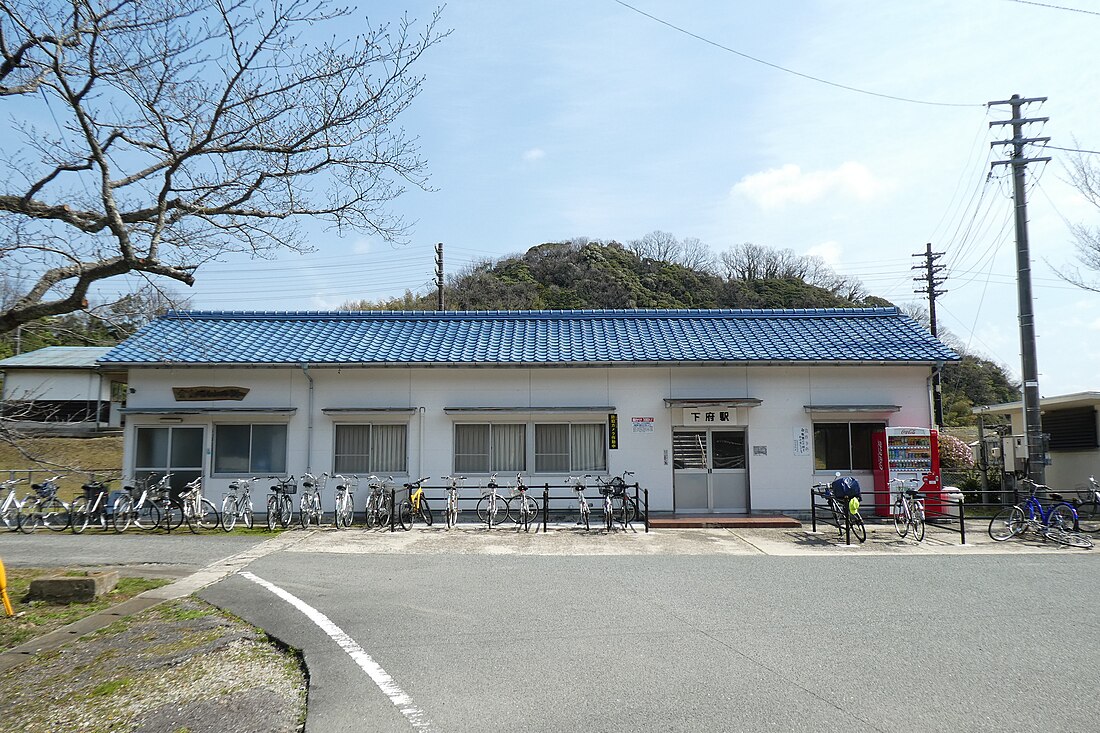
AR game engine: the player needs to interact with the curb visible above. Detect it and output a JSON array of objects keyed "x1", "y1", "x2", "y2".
[{"x1": 0, "y1": 530, "x2": 313, "y2": 673}]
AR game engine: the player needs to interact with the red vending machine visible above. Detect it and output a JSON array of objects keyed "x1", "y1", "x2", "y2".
[{"x1": 871, "y1": 427, "x2": 941, "y2": 517}]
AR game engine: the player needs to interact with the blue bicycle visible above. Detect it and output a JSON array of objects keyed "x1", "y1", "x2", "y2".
[{"x1": 988, "y1": 478, "x2": 1092, "y2": 548}]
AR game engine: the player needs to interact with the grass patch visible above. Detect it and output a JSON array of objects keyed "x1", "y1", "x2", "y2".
[
  {"x1": 154, "y1": 605, "x2": 215, "y2": 622},
  {"x1": 0, "y1": 569, "x2": 170, "y2": 652},
  {"x1": 89, "y1": 677, "x2": 132, "y2": 696},
  {"x1": 0, "y1": 436, "x2": 122, "y2": 500}
]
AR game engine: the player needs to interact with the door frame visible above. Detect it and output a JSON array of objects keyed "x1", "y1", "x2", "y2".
[{"x1": 671, "y1": 427, "x2": 750, "y2": 513}]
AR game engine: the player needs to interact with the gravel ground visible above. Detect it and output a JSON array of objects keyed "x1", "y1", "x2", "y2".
[{"x1": 0, "y1": 597, "x2": 306, "y2": 733}]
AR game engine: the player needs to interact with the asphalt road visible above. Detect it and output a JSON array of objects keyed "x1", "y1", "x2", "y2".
[{"x1": 4, "y1": 528, "x2": 1097, "y2": 732}]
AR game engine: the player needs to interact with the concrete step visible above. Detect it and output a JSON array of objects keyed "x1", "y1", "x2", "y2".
[{"x1": 648, "y1": 515, "x2": 802, "y2": 529}]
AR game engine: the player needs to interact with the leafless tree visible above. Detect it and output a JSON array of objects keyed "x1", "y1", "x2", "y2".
[
  {"x1": 1053, "y1": 150, "x2": 1100, "y2": 292},
  {"x1": 678, "y1": 236, "x2": 715, "y2": 271},
  {"x1": 629, "y1": 230, "x2": 681, "y2": 262},
  {"x1": 0, "y1": 0, "x2": 447, "y2": 333}
]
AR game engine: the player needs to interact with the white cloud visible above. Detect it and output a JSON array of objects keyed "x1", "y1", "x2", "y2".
[
  {"x1": 351, "y1": 238, "x2": 372, "y2": 255},
  {"x1": 805, "y1": 240, "x2": 842, "y2": 266},
  {"x1": 731, "y1": 162, "x2": 888, "y2": 209},
  {"x1": 522, "y1": 148, "x2": 545, "y2": 162}
]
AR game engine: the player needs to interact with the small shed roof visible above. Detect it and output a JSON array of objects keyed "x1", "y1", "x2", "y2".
[
  {"x1": 100, "y1": 308, "x2": 959, "y2": 367},
  {"x1": 0, "y1": 346, "x2": 113, "y2": 370}
]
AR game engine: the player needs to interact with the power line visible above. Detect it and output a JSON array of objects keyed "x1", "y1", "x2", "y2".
[
  {"x1": 1007, "y1": 0, "x2": 1100, "y2": 17},
  {"x1": 610, "y1": 0, "x2": 981, "y2": 107}
]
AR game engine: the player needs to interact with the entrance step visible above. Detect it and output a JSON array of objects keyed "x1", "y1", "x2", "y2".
[{"x1": 649, "y1": 515, "x2": 802, "y2": 529}]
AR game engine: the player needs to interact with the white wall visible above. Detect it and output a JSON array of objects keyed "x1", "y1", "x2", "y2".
[
  {"x1": 2, "y1": 369, "x2": 109, "y2": 402},
  {"x1": 1004, "y1": 409, "x2": 1100, "y2": 492},
  {"x1": 124, "y1": 363, "x2": 934, "y2": 513}
]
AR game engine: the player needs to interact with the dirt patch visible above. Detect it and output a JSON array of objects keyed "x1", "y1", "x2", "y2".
[{"x1": 0, "y1": 596, "x2": 306, "y2": 733}]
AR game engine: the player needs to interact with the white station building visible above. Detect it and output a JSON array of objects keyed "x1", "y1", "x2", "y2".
[{"x1": 98, "y1": 308, "x2": 959, "y2": 514}]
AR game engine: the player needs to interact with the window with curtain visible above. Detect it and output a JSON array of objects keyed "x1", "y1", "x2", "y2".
[
  {"x1": 333, "y1": 424, "x2": 407, "y2": 474},
  {"x1": 454, "y1": 423, "x2": 526, "y2": 473},
  {"x1": 534, "y1": 423, "x2": 606, "y2": 473},
  {"x1": 813, "y1": 422, "x2": 884, "y2": 471},
  {"x1": 213, "y1": 424, "x2": 287, "y2": 474}
]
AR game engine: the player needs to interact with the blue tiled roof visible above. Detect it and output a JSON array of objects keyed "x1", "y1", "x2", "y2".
[{"x1": 98, "y1": 308, "x2": 960, "y2": 366}]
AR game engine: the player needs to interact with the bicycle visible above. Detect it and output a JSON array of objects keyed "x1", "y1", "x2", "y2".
[
  {"x1": 221, "y1": 477, "x2": 256, "y2": 531},
  {"x1": 363, "y1": 475, "x2": 393, "y2": 529},
  {"x1": 333, "y1": 474, "x2": 357, "y2": 529},
  {"x1": 70, "y1": 479, "x2": 113, "y2": 534},
  {"x1": 398, "y1": 477, "x2": 433, "y2": 530},
  {"x1": 113, "y1": 475, "x2": 166, "y2": 532},
  {"x1": 476, "y1": 473, "x2": 508, "y2": 527},
  {"x1": 890, "y1": 477, "x2": 925, "y2": 542},
  {"x1": 1, "y1": 477, "x2": 27, "y2": 531},
  {"x1": 16, "y1": 475, "x2": 70, "y2": 533},
  {"x1": 441, "y1": 474, "x2": 465, "y2": 529},
  {"x1": 178, "y1": 476, "x2": 220, "y2": 532},
  {"x1": 988, "y1": 478, "x2": 1092, "y2": 547},
  {"x1": 298, "y1": 472, "x2": 325, "y2": 528},
  {"x1": 1072, "y1": 476, "x2": 1100, "y2": 533},
  {"x1": 507, "y1": 474, "x2": 540, "y2": 531},
  {"x1": 595, "y1": 471, "x2": 636, "y2": 531},
  {"x1": 568, "y1": 475, "x2": 591, "y2": 531},
  {"x1": 812, "y1": 474, "x2": 866, "y2": 544},
  {"x1": 266, "y1": 476, "x2": 296, "y2": 530}
]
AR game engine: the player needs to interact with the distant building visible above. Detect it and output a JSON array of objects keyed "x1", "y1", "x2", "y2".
[
  {"x1": 0, "y1": 346, "x2": 124, "y2": 428},
  {"x1": 974, "y1": 392, "x2": 1100, "y2": 492}
]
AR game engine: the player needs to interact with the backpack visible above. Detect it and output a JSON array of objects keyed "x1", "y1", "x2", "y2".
[{"x1": 830, "y1": 475, "x2": 862, "y2": 500}]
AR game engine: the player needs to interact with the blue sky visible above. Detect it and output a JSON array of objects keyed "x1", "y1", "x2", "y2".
[{"x1": 135, "y1": 1, "x2": 1100, "y2": 397}]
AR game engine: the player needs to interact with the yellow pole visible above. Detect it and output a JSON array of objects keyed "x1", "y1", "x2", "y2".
[{"x1": 0, "y1": 557, "x2": 13, "y2": 617}]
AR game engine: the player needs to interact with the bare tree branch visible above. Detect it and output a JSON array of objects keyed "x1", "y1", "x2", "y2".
[{"x1": 0, "y1": 0, "x2": 448, "y2": 332}]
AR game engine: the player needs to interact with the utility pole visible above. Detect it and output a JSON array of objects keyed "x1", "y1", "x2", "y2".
[
  {"x1": 434, "y1": 242, "x2": 445, "y2": 311},
  {"x1": 912, "y1": 242, "x2": 947, "y2": 427},
  {"x1": 989, "y1": 94, "x2": 1051, "y2": 484}
]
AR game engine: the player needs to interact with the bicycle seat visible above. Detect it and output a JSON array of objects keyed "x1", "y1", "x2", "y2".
[{"x1": 1050, "y1": 493, "x2": 1064, "y2": 502}]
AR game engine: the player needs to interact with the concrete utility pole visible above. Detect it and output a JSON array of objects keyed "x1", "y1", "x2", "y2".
[
  {"x1": 989, "y1": 94, "x2": 1051, "y2": 483},
  {"x1": 913, "y1": 242, "x2": 946, "y2": 427},
  {"x1": 434, "y1": 242, "x2": 445, "y2": 311}
]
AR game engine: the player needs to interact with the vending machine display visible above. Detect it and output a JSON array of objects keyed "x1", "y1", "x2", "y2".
[{"x1": 871, "y1": 427, "x2": 941, "y2": 517}]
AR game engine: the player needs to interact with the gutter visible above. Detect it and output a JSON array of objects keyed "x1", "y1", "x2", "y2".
[{"x1": 301, "y1": 364, "x2": 314, "y2": 473}]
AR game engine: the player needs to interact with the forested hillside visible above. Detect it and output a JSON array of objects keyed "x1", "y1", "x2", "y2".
[{"x1": 343, "y1": 237, "x2": 1019, "y2": 424}]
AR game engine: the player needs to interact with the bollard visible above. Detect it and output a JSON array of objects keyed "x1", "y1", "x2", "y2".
[
  {"x1": 0, "y1": 557, "x2": 12, "y2": 617},
  {"x1": 543, "y1": 485, "x2": 549, "y2": 533}
]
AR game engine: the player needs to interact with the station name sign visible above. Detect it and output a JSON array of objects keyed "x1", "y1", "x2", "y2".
[{"x1": 172, "y1": 386, "x2": 250, "y2": 402}]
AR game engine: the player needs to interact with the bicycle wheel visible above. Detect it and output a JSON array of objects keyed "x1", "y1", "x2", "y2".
[
  {"x1": 911, "y1": 502, "x2": 925, "y2": 542},
  {"x1": 333, "y1": 495, "x2": 345, "y2": 529},
  {"x1": 196, "y1": 498, "x2": 220, "y2": 530},
  {"x1": 113, "y1": 495, "x2": 133, "y2": 532},
  {"x1": 365, "y1": 496, "x2": 379, "y2": 528},
  {"x1": 1048, "y1": 504, "x2": 1077, "y2": 533},
  {"x1": 17, "y1": 501, "x2": 41, "y2": 533},
  {"x1": 141, "y1": 499, "x2": 165, "y2": 528},
  {"x1": 580, "y1": 501, "x2": 590, "y2": 531},
  {"x1": 222, "y1": 496, "x2": 239, "y2": 531},
  {"x1": 621, "y1": 496, "x2": 637, "y2": 527},
  {"x1": 521, "y1": 496, "x2": 540, "y2": 528},
  {"x1": 42, "y1": 498, "x2": 70, "y2": 531},
  {"x1": 849, "y1": 513, "x2": 866, "y2": 543},
  {"x1": 445, "y1": 497, "x2": 457, "y2": 528},
  {"x1": 604, "y1": 498, "x2": 614, "y2": 531},
  {"x1": 1055, "y1": 529, "x2": 1094, "y2": 549},
  {"x1": 476, "y1": 496, "x2": 506, "y2": 526},
  {"x1": 892, "y1": 498, "x2": 908, "y2": 538},
  {"x1": 397, "y1": 500, "x2": 412, "y2": 530},
  {"x1": 419, "y1": 498, "x2": 433, "y2": 526},
  {"x1": 266, "y1": 496, "x2": 279, "y2": 530},
  {"x1": 989, "y1": 506, "x2": 1026, "y2": 541},
  {"x1": 70, "y1": 497, "x2": 91, "y2": 534},
  {"x1": 1076, "y1": 500, "x2": 1100, "y2": 533},
  {"x1": 242, "y1": 500, "x2": 254, "y2": 529},
  {"x1": 279, "y1": 496, "x2": 293, "y2": 528}
]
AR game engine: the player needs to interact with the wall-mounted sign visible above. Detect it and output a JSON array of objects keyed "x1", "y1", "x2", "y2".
[
  {"x1": 753, "y1": 445, "x2": 768, "y2": 456},
  {"x1": 608, "y1": 413, "x2": 619, "y2": 449},
  {"x1": 173, "y1": 386, "x2": 250, "y2": 402},
  {"x1": 794, "y1": 426, "x2": 811, "y2": 456},
  {"x1": 631, "y1": 417, "x2": 654, "y2": 434},
  {"x1": 682, "y1": 408, "x2": 739, "y2": 426}
]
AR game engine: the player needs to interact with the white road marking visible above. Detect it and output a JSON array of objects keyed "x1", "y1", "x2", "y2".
[{"x1": 239, "y1": 570, "x2": 433, "y2": 731}]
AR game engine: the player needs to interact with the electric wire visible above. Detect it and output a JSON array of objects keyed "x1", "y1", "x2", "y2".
[
  {"x1": 610, "y1": 0, "x2": 982, "y2": 107},
  {"x1": 1007, "y1": 0, "x2": 1100, "y2": 17}
]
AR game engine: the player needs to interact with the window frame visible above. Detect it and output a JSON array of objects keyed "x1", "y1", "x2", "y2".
[
  {"x1": 454, "y1": 420, "x2": 608, "y2": 476},
  {"x1": 812, "y1": 421, "x2": 884, "y2": 472},
  {"x1": 212, "y1": 422, "x2": 288, "y2": 476},
  {"x1": 332, "y1": 422, "x2": 409, "y2": 475}
]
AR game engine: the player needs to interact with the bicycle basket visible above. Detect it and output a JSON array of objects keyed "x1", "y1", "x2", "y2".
[
  {"x1": 275, "y1": 482, "x2": 297, "y2": 495},
  {"x1": 33, "y1": 483, "x2": 58, "y2": 497},
  {"x1": 82, "y1": 481, "x2": 109, "y2": 499},
  {"x1": 829, "y1": 476, "x2": 862, "y2": 501}
]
